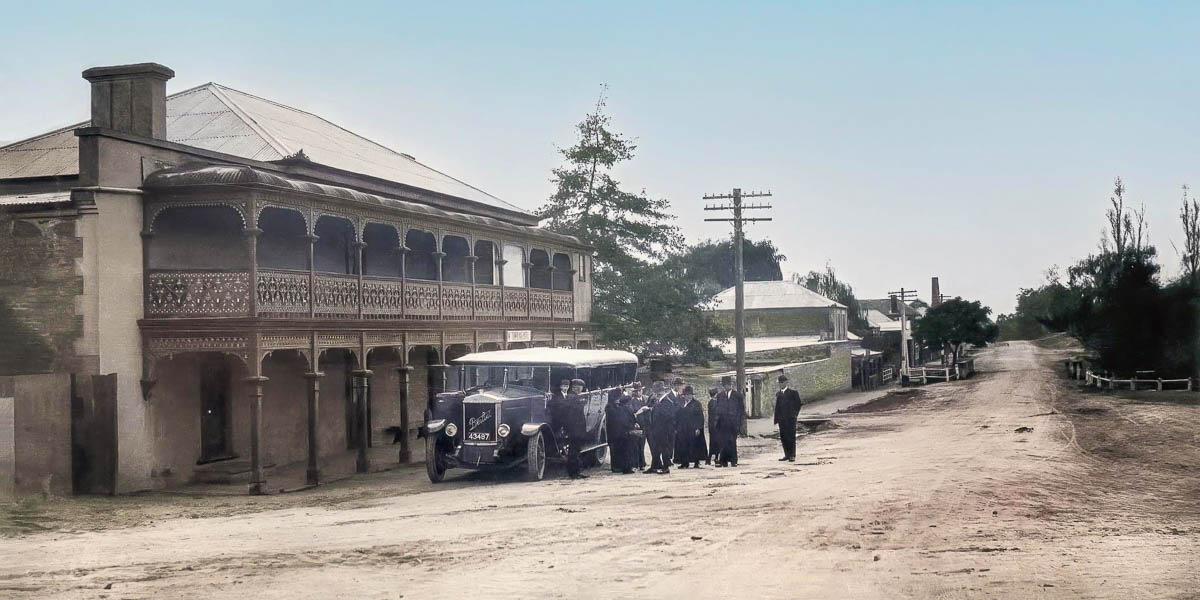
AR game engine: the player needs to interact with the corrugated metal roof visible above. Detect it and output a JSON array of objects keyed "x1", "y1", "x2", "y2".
[
  {"x1": 0, "y1": 83, "x2": 528, "y2": 216},
  {"x1": 710, "y1": 280, "x2": 845, "y2": 311},
  {"x1": 0, "y1": 191, "x2": 72, "y2": 206},
  {"x1": 142, "y1": 163, "x2": 582, "y2": 247}
]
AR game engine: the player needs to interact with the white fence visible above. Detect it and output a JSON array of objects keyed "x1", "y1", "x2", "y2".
[
  {"x1": 1084, "y1": 371, "x2": 1193, "y2": 392},
  {"x1": 904, "y1": 358, "x2": 975, "y2": 385}
]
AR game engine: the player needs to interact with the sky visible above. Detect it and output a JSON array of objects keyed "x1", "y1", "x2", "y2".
[{"x1": 3, "y1": 1, "x2": 1199, "y2": 314}]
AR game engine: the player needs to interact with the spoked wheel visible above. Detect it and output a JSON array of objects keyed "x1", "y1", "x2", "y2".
[
  {"x1": 525, "y1": 430, "x2": 547, "y2": 481},
  {"x1": 425, "y1": 438, "x2": 447, "y2": 483}
]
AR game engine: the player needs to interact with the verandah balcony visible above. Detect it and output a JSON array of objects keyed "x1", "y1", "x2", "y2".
[
  {"x1": 145, "y1": 268, "x2": 575, "y2": 321},
  {"x1": 143, "y1": 199, "x2": 585, "y2": 323}
]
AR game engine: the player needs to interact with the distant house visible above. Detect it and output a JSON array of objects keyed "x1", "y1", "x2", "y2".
[
  {"x1": 707, "y1": 281, "x2": 851, "y2": 417},
  {"x1": 710, "y1": 281, "x2": 849, "y2": 341}
]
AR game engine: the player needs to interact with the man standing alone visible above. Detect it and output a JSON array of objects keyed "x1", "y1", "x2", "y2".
[
  {"x1": 773, "y1": 374, "x2": 802, "y2": 462},
  {"x1": 713, "y1": 376, "x2": 744, "y2": 467}
]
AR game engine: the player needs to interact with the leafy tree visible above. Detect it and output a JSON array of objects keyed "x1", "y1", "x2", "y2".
[
  {"x1": 538, "y1": 90, "x2": 722, "y2": 359},
  {"x1": 1176, "y1": 184, "x2": 1200, "y2": 285},
  {"x1": 672, "y1": 238, "x2": 786, "y2": 298},
  {"x1": 995, "y1": 311, "x2": 1047, "y2": 341},
  {"x1": 913, "y1": 298, "x2": 997, "y2": 365},
  {"x1": 792, "y1": 264, "x2": 869, "y2": 333}
]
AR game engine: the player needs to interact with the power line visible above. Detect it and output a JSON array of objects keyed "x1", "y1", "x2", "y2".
[{"x1": 704, "y1": 188, "x2": 772, "y2": 423}]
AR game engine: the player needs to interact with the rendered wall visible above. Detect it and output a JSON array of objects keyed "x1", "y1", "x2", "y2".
[{"x1": 0, "y1": 212, "x2": 83, "y2": 375}]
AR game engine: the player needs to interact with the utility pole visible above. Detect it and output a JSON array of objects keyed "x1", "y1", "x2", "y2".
[
  {"x1": 705, "y1": 188, "x2": 772, "y2": 419},
  {"x1": 889, "y1": 287, "x2": 918, "y2": 382}
]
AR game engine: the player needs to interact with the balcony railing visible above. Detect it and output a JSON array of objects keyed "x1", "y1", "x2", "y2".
[{"x1": 146, "y1": 268, "x2": 578, "y2": 322}]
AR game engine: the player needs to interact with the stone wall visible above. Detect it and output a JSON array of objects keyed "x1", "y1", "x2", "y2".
[{"x1": 750, "y1": 342, "x2": 852, "y2": 417}]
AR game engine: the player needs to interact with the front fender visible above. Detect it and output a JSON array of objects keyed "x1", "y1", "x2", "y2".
[
  {"x1": 426, "y1": 419, "x2": 447, "y2": 434},
  {"x1": 520, "y1": 423, "x2": 548, "y2": 437}
]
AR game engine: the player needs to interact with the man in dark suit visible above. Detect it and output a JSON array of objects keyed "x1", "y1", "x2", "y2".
[
  {"x1": 675, "y1": 386, "x2": 707, "y2": 468},
  {"x1": 649, "y1": 381, "x2": 677, "y2": 474},
  {"x1": 627, "y1": 383, "x2": 648, "y2": 471},
  {"x1": 773, "y1": 374, "x2": 802, "y2": 462},
  {"x1": 713, "y1": 375, "x2": 744, "y2": 467}
]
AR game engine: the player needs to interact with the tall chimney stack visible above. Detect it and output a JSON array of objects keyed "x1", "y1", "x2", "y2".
[
  {"x1": 931, "y1": 277, "x2": 941, "y2": 307},
  {"x1": 82, "y1": 63, "x2": 174, "y2": 139}
]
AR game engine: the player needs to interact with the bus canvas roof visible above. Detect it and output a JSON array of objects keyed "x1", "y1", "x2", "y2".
[{"x1": 453, "y1": 348, "x2": 638, "y2": 368}]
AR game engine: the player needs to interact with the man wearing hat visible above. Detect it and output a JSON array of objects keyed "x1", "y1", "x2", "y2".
[
  {"x1": 675, "y1": 385, "x2": 707, "y2": 468},
  {"x1": 549, "y1": 378, "x2": 589, "y2": 479},
  {"x1": 627, "y1": 383, "x2": 649, "y2": 470},
  {"x1": 647, "y1": 380, "x2": 677, "y2": 474},
  {"x1": 774, "y1": 374, "x2": 803, "y2": 462},
  {"x1": 712, "y1": 375, "x2": 745, "y2": 467}
]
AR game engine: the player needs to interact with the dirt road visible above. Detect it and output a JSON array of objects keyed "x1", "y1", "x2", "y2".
[{"x1": 2, "y1": 341, "x2": 1197, "y2": 599}]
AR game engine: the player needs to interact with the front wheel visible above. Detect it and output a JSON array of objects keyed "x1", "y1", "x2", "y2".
[
  {"x1": 524, "y1": 430, "x2": 547, "y2": 481},
  {"x1": 425, "y1": 438, "x2": 447, "y2": 483}
]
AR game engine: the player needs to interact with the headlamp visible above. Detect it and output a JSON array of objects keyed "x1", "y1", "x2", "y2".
[
  {"x1": 497, "y1": 424, "x2": 511, "y2": 437},
  {"x1": 445, "y1": 422, "x2": 458, "y2": 437}
]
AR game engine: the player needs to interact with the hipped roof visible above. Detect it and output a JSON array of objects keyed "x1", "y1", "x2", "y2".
[{"x1": 0, "y1": 83, "x2": 526, "y2": 217}]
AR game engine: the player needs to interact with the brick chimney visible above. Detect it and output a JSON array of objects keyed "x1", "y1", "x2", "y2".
[
  {"x1": 931, "y1": 277, "x2": 941, "y2": 307},
  {"x1": 82, "y1": 63, "x2": 174, "y2": 139}
]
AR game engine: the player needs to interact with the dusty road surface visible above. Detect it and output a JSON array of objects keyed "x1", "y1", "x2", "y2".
[{"x1": 2, "y1": 340, "x2": 1197, "y2": 599}]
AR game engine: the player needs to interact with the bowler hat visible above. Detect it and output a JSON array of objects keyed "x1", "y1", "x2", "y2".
[
  {"x1": 672, "y1": 377, "x2": 685, "y2": 386},
  {"x1": 778, "y1": 374, "x2": 789, "y2": 383},
  {"x1": 720, "y1": 375, "x2": 732, "y2": 385},
  {"x1": 682, "y1": 385, "x2": 694, "y2": 395},
  {"x1": 559, "y1": 378, "x2": 571, "y2": 386}
]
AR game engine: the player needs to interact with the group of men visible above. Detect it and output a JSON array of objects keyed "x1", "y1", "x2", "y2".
[
  {"x1": 548, "y1": 372, "x2": 806, "y2": 479},
  {"x1": 599, "y1": 375, "x2": 747, "y2": 476}
]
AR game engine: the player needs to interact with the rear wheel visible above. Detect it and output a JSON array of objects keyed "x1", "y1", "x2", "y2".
[
  {"x1": 524, "y1": 430, "x2": 547, "y2": 481},
  {"x1": 425, "y1": 438, "x2": 447, "y2": 483}
]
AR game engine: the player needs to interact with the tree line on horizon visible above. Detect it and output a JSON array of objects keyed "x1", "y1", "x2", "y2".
[{"x1": 998, "y1": 178, "x2": 1200, "y2": 376}]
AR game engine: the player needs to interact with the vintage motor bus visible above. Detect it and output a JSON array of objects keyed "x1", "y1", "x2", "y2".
[{"x1": 424, "y1": 348, "x2": 639, "y2": 482}]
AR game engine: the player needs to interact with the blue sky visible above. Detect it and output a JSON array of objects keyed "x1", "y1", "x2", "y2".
[{"x1": 3, "y1": 1, "x2": 1199, "y2": 313}]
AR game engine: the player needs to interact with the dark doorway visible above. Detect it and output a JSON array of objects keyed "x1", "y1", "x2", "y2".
[{"x1": 199, "y1": 355, "x2": 232, "y2": 463}]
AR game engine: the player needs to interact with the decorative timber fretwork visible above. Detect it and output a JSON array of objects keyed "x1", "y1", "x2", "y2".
[
  {"x1": 444, "y1": 331, "x2": 474, "y2": 345},
  {"x1": 361, "y1": 278, "x2": 405, "y2": 315},
  {"x1": 146, "y1": 271, "x2": 251, "y2": 316},
  {"x1": 441, "y1": 284, "x2": 473, "y2": 320},
  {"x1": 403, "y1": 281, "x2": 440, "y2": 318},
  {"x1": 407, "y1": 331, "x2": 441, "y2": 347},
  {"x1": 145, "y1": 335, "x2": 251, "y2": 365},
  {"x1": 257, "y1": 270, "x2": 311, "y2": 315},
  {"x1": 260, "y1": 334, "x2": 312, "y2": 350},
  {"x1": 504, "y1": 290, "x2": 529, "y2": 319},
  {"x1": 477, "y1": 330, "x2": 504, "y2": 344},
  {"x1": 317, "y1": 333, "x2": 359, "y2": 349},
  {"x1": 312, "y1": 273, "x2": 360, "y2": 315},
  {"x1": 551, "y1": 293, "x2": 574, "y2": 321},
  {"x1": 365, "y1": 332, "x2": 404, "y2": 348},
  {"x1": 146, "y1": 270, "x2": 577, "y2": 322},
  {"x1": 474, "y1": 286, "x2": 503, "y2": 317},
  {"x1": 529, "y1": 290, "x2": 553, "y2": 320}
]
